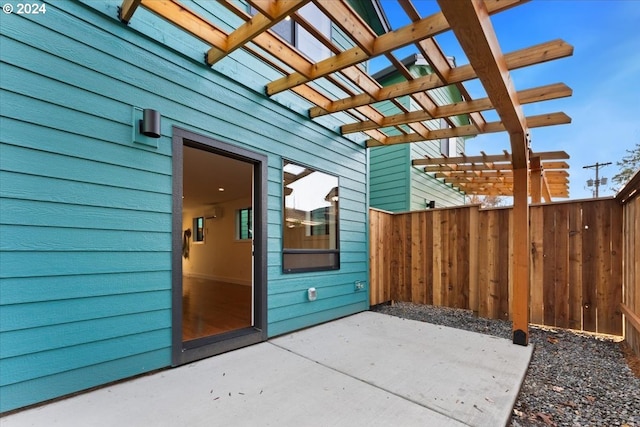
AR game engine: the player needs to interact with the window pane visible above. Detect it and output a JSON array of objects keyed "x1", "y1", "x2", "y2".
[
  {"x1": 283, "y1": 161, "x2": 339, "y2": 272},
  {"x1": 296, "y1": 3, "x2": 331, "y2": 61},
  {"x1": 249, "y1": 5, "x2": 293, "y2": 43},
  {"x1": 238, "y1": 208, "x2": 252, "y2": 240},
  {"x1": 193, "y1": 217, "x2": 205, "y2": 242},
  {"x1": 282, "y1": 251, "x2": 339, "y2": 272}
]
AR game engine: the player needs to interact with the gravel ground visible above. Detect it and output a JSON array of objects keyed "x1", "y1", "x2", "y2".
[{"x1": 372, "y1": 302, "x2": 640, "y2": 427}]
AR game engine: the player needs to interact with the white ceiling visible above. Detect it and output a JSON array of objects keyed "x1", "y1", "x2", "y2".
[{"x1": 182, "y1": 145, "x2": 253, "y2": 211}]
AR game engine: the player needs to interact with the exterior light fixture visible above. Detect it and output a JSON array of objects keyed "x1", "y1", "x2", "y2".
[{"x1": 140, "y1": 109, "x2": 161, "y2": 138}]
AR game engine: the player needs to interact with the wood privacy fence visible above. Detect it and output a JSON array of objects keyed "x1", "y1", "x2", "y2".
[
  {"x1": 370, "y1": 198, "x2": 625, "y2": 336},
  {"x1": 618, "y1": 173, "x2": 640, "y2": 355}
]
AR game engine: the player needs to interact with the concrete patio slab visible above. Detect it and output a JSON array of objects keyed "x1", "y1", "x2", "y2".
[
  {"x1": 272, "y1": 311, "x2": 533, "y2": 426},
  {"x1": 1, "y1": 311, "x2": 532, "y2": 427}
]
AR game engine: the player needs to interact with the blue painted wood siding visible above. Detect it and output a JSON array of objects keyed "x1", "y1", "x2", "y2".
[
  {"x1": 370, "y1": 63, "x2": 467, "y2": 212},
  {"x1": 0, "y1": 0, "x2": 369, "y2": 412},
  {"x1": 370, "y1": 144, "x2": 410, "y2": 212}
]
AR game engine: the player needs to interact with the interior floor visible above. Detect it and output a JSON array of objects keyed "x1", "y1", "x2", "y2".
[{"x1": 182, "y1": 276, "x2": 252, "y2": 342}]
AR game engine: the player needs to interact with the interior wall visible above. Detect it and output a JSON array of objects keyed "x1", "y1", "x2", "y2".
[{"x1": 182, "y1": 196, "x2": 252, "y2": 285}]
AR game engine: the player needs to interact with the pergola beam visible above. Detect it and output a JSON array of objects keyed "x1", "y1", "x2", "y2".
[
  {"x1": 413, "y1": 150, "x2": 569, "y2": 166},
  {"x1": 310, "y1": 40, "x2": 573, "y2": 118},
  {"x1": 422, "y1": 160, "x2": 569, "y2": 172},
  {"x1": 434, "y1": 170, "x2": 569, "y2": 179},
  {"x1": 368, "y1": 112, "x2": 570, "y2": 147},
  {"x1": 140, "y1": 0, "x2": 228, "y2": 54},
  {"x1": 315, "y1": 0, "x2": 378, "y2": 55},
  {"x1": 119, "y1": 0, "x2": 142, "y2": 23},
  {"x1": 438, "y1": 0, "x2": 528, "y2": 165},
  {"x1": 342, "y1": 82, "x2": 571, "y2": 134}
]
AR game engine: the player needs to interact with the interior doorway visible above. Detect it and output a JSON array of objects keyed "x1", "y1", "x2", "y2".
[{"x1": 172, "y1": 128, "x2": 267, "y2": 366}]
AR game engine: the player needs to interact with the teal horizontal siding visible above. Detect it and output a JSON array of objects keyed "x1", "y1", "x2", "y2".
[
  {"x1": 268, "y1": 271, "x2": 368, "y2": 295},
  {"x1": 1, "y1": 310, "x2": 171, "y2": 359},
  {"x1": 0, "y1": 142, "x2": 171, "y2": 194},
  {"x1": 1, "y1": 271, "x2": 171, "y2": 305},
  {"x1": 1, "y1": 291, "x2": 171, "y2": 332},
  {"x1": 0, "y1": 348, "x2": 170, "y2": 412},
  {"x1": 1, "y1": 328, "x2": 170, "y2": 387},
  {"x1": 0, "y1": 117, "x2": 171, "y2": 173},
  {"x1": 269, "y1": 281, "x2": 365, "y2": 307},
  {"x1": 370, "y1": 144, "x2": 409, "y2": 211},
  {"x1": 269, "y1": 301, "x2": 368, "y2": 337},
  {"x1": 1, "y1": 252, "x2": 171, "y2": 279},
  {"x1": 0, "y1": 0, "x2": 370, "y2": 411},
  {"x1": 0, "y1": 225, "x2": 171, "y2": 252},
  {"x1": 0, "y1": 199, "x2": 171, "y2": 232},
  {"x1": 0, "y1": 170, "x2": 172, "y2": 212}
]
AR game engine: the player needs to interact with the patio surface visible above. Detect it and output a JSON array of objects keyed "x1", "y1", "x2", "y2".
[{"x1": 1, "y1": 311, "x2": 532, "y2": 426}]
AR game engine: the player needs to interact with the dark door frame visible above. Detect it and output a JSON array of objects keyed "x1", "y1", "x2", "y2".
[{"x1": 171, "y1": 127, "x2": 267, "y2": 366}]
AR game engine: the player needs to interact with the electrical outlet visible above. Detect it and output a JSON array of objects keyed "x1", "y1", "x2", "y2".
[
  {"x1": 307, "y1": 288, "x2": 317, "y2": 301},
  {"x1": 354, "y1": 281, "x2": 365, "y2": 291}
]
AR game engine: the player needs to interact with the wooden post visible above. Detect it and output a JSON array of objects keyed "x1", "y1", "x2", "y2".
[
  {"x1": 530, "y1": 156, "x2": 542, "y2": 204},
  {"x1": 512, "y1": 140, "x2": 530, "y2": 346}
]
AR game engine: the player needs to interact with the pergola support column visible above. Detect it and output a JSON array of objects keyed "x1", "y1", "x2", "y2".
[
  {"x1": 530, "y1": 156, "x2": 542, "y2": 204},
  {"x1": 512, "y1": 139, "x2": 530, "y2": 346}
]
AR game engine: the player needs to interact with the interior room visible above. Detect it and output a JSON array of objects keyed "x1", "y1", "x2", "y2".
[{"x1": 181, "y1": 145, "x2": 254, "y2": 341}]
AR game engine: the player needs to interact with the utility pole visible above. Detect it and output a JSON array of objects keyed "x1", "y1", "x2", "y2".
[{"x1": 583, "y1": 162, "x2": 611, "y2": 198}]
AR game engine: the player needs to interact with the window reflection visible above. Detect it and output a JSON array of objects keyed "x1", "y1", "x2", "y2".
[{"x1": 283, "y1": 161, "x2": 339, "y2": 272}]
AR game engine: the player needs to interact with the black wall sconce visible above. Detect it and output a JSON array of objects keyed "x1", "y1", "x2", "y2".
[
  {"x1": 132, "y1": 106, "x2": 161, "y2": 148},
  {"x1": 426, "y1": 200, "x2": 436, "y2": 209},
  {"x1": 140, "y1": 109, "x2": 161, "y2": 138}
]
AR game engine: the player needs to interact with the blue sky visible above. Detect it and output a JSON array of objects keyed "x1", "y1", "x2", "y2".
[{"x1": 372, "y1": 0, "x2": 640, "y2": 200}]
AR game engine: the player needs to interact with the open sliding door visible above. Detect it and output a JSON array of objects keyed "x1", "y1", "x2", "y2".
[{"x1": 172, "y1": 128, "x2": 267, "y2": 365}]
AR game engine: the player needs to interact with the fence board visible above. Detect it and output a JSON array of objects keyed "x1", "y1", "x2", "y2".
[
  {"x1": 554, "y1": 204, "x2": 570, "y2": 329},
  {"x1": 424, "y1": 212, "x2": 434, "y2": 305},
  {"x1": 625, "y1": 197, "x2": 640, "y2": 354},
  {"x1": 595, "y1": 201, "x2": 611, "y2": 333},
  {"x1": 592, "y1": 200, "x2": 621, "y2": 335},
  {"x1": 542, "y1": 205, "x2": 556, "y2": 326},
  {"x1": 608, "y1": 202, "x2": 623, "y2": 335},
  {"x1": 581, "y1": 203, "x2": 598, "y2": 332},
  {"x1": 369, "y1": 209, "x2": 392, "y2": 306},
  {"x1": 477, "y1": 208, "x2": 490, "y2": 318},
  {"x1": 568, "y1": 203, "x2": 583, "y2": 330},
  {"x1": 497, "y1": 209, "x2": 510, "y2": 320},
  {"x1": 468, "y1": 207, "x2": 479, "y2": 314},
  {"x1": 530, "y1": 206, "x2": 544, "y2": 324},
  {"x1": 410, "y1": 212, "x2": 426, "y2": 304},
  {"x1": 432, "y1": 211, "x2": 443, "y2": 306}
]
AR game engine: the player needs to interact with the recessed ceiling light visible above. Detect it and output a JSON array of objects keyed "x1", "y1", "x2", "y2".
[{"x1": 218, "y1": 187, "x2": 225, "y2": 192}]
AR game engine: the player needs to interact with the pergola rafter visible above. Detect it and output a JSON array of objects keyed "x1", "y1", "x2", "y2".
[{"x1": 119, "y1": 0, "x2": 574, "y2": 346}]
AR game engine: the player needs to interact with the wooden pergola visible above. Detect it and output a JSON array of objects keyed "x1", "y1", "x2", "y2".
[
  {"x1": 120, "y1": 0, "x2": 574, "y2": 345},
  {"x1": 413, "y1": 150, "x2": 571, "y2": 202}
]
